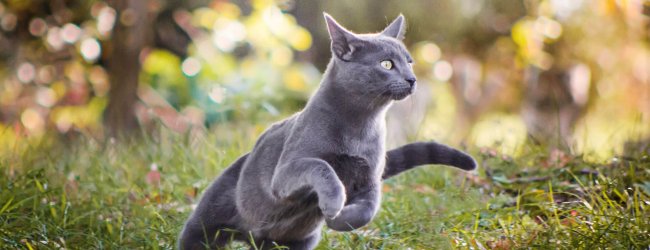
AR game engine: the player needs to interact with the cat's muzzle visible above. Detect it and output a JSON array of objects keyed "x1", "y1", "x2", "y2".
[{"x1": 387, "y1": 82, "x2": 415, "y2": 100}]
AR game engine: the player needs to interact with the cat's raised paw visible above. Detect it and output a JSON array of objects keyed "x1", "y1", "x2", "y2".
[{"x1": 318, "y1": 185, "x2": 346, "y2": 219}]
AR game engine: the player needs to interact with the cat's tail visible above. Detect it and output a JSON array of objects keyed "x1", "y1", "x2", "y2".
[{"x1": 382, "y1": 141, "x2": 477, "y2": 180}]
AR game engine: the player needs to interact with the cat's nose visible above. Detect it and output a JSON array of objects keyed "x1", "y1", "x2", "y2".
[{"x1": 405, "y1": 77, "x2": 416, "y2": 87}]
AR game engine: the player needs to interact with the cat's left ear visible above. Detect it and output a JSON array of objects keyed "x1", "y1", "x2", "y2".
[
  {"x1": 324, "y1": 13, "x2": 362, "y2": 61},
  {"x1": 381, "y1": 14, "x2": 407, "y2": 40}
]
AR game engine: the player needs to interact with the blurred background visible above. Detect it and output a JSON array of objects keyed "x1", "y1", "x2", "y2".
[{"x1": 0, "y1": 0, "x2": 648, "y2": 159}]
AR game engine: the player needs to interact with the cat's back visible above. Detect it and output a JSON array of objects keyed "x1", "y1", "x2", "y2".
[
  {"x1": 237, "y1": 114, "x2": 297, "y2": 187},
  {"x1": 257, "y1": 113, "x2": 298, "y2": 146},
  {"x1": 234, "y1": 113, "x2": 302, "y2": 228}
]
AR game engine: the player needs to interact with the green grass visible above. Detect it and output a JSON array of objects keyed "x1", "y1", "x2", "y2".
[{"x1": 1, "y1": 127, "x2": 649, "y2": 249}]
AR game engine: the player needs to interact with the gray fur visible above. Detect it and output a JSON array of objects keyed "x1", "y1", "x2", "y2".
[{"x1": 179, "y1": 13, "x2": 477, "y2": 250}]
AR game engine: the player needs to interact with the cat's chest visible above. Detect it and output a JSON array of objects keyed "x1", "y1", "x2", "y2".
[
  {"x1": 335, "y1": 123, "x2": 385, "y2": 160},
  {"x1": 321, "y1": 124, "x2": 384, "y2": 189},
  {"x1": 322, "y1": 154, "x2": 380, "y2": 197}
]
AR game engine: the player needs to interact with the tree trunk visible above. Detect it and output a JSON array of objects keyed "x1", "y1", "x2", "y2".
[{"x1": 104, "y1": 0, "x2": 151, "y2": 136}]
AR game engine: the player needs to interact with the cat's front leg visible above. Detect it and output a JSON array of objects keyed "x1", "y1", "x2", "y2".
[
  {"x1": 271, "y1": 158, "x2": 346, "y2": 219},
  {"x1": 325, "y1": 186, "x2": 380, "y2": 231}
]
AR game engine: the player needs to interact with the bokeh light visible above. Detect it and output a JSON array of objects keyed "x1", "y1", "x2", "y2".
[
  {"x1": 20, "y1": 108, "x2": 45, "y2": 135},
  {"x1": 212, "y1": 19, "x2": 246, "y2": 52},
  {"x1": 419, "y1": 43, "x2": 441, "y2": 64},
  {"x1": 36, "y1": 65, "x2": 55, "y2": 84},
  {"x1": 29, "y1": 18, "x2": 47, "y2": 36},
  {"x1": 35, "y1": 87, "x2": 57, "y2": 107},
  {"x1": 80, "y1": 38, "x2": 102, "y2": 62},
  {"x1": 0, "y1": 13, "x2": 16, "y2": 31},
  {"x1": 208, "y1": 86, "x2": 226, "y2": 103},
  {"x1": 270, "y1": 46, "x2": 293, "y2": 67},
  {"x1": 97, "y1": 6, "x2": 116, "y2": 36},
  {"x1": 535, "y1": 16, "x2": 562, "y2": 40},
  {"x1": 88, "y1": 66, "x2": 110, "y2": 97},
  {"x1": 181, "y1": 57, "x2": 202, "y2": 77},
  {"x1": 61, "y1": 23, "x2": 82, "y2": 44},
  {"x1": 433, "y1": 60, "x2": 453, "y2": 82},
  {"x1": 46, "y1": 27, "x2": 64, "y2": 51},
  {"x1": 17, "y1": 63, "x2": 36, "y2": 83}
]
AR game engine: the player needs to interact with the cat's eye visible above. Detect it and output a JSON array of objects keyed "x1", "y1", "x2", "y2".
[{"x1": 380, "y1": 60, "x2": 393, "y2": 70}]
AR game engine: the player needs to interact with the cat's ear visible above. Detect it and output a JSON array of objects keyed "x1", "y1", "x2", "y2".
[
  {"x1": 324, "y1": 13, "x2": 360, "y2": 61},
  {"x1": 381, "y1": 14, "x2": 406, "y2": 40}
]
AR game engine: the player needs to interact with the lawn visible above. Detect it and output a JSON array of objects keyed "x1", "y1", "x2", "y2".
[{"x1": 1, "y1": 125, "x2": 648, "y2": 249}]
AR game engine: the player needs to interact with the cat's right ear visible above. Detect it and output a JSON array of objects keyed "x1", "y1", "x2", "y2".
[
  {"x1": 381, "y1": 14, "x2": 406, "y2": 40},
  {"x1": 324, "y1": 13, "x2": 359, "y2": 61}
]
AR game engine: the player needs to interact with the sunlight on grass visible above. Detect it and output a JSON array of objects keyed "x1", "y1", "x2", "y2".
[
  {"x1": 417, "y1": 83, "x2": 460, "y2": 143},
  {"x1": 574, "y1": 109, "x2": 650, "y2": 161},
  {"x1": 469, "y1": 114, "x2": 528, "y2": 156},
  {"x1": 1, "y1": 127, "x2": 648, "y2": 249}
]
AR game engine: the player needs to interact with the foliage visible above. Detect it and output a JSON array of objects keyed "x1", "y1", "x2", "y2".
[
  {"x1": 1, "y1": 131, "x2": 648, "y2": 249},
  {"x1": 0, "y1": 0, "x2": 111, "y2": 136},
  {"x1": 139, "y1": 1, "x2": 320, "y2": 127},
  {"x1": 0, "y1": 0, "x2": 648, "y2": 156},
  {"x1": 0, "y1": 0, "x2": 319, "y2": 136},
  {"x1": 1, "y1": 0, "x2": 649, "y2": 249}
]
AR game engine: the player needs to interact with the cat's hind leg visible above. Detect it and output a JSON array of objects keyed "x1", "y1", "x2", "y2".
[
  {"x1": 179, "y1": 219, "x2": 242, "y2": 249},
  {"x1": 252, "y1": 231, "x2": 321, "y2": 250},
  {"x1": 179, "y1": 154, "x2": 249, "y2": 249}
]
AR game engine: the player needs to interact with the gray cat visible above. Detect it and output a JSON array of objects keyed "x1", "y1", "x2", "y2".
[{"x1": 179, "y1": 13, "x2": 477, "y2": 250}]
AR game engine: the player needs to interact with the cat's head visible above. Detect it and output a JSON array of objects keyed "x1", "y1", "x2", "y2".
[{"x1": 324, "y1": 13, "x2": 416, "y2": 102}]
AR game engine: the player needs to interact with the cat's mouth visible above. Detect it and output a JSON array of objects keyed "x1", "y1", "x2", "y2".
[{"x1": 387, "y1": 83, "x2": 414, "y2": 100}]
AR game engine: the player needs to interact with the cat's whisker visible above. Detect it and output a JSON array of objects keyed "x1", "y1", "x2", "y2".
[{"x1": 366, "y1": 89, "x2": 390, "y2": 110}]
